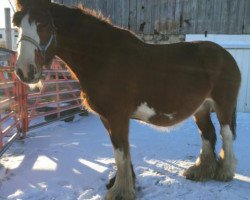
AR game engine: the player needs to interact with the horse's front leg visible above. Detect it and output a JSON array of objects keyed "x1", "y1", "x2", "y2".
[{"x1": 100, "y1": 116, "x2": 136, "y2": 200}]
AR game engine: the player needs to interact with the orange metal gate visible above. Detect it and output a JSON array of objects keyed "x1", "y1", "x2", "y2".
[
  {"x1": 0, "y1": 51, "x2": 22, "y2": 154},
  {"x1": 0, "y1": 48, "x2": 84, "y2": 156}
]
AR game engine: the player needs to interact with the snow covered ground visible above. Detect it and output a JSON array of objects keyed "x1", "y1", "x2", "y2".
[{"x1": 0, "y1": 113, "x2": 250, "y2": 200}]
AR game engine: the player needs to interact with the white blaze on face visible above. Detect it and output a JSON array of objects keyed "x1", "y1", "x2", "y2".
[{"x1": 16, "y1": 13, "x2": 40, "y2": 77}]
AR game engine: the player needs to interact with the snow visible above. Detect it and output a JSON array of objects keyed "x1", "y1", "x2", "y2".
[{"x1": 0, "y1": 113, "x2": 250, "y2": 200}]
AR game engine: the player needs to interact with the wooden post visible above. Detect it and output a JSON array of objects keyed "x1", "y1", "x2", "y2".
[{"x1": 4, "y1": 8, "x2": 12, "y2": 50}]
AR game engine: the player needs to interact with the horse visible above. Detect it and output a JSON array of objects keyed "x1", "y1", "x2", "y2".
[{"x1": 13, "y1": 0, "x2": 241, "y2": 199}]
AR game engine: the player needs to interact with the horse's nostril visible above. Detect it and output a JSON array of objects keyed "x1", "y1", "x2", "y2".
[
  {"x1": 16, "y1": 65, "x2": 40, "y2": 83},
  {"x1": 28, "y1": 64, "x2": 36, "y2": 80},
  {"x1": 29, "y1": 64, "x2": 36, "y2": 74}
]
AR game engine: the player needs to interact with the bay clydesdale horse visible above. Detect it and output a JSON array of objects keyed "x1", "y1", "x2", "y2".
[{"x1": 13, "y1": 0, "x2": 241, "y2": 199}]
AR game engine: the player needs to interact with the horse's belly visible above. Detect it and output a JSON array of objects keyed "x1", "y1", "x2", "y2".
[
  {"x1": 131, "y1": 101, "x2": 199, "y2": 127},
  {"x1": 132, "y1": 102, "x2": 177, "y2": 126}
]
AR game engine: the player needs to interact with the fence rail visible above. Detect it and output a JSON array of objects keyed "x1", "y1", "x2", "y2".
[
  {"x1": 0, "y1": 49, "x2": 85, "y2": 156},
  {"x1": 0, "y1": 51, "x2": 22, "y2": 156}
]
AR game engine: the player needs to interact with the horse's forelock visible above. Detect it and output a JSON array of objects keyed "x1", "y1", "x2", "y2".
[
  {"x1": 14, "y1": 0, "x2": 52, "y2": 26},
  {"x1": 15, "y1": 0, "x2": 51, "y2": 11},
  {"x1": 13, "y1": 10, "x2": 26, "y2": 27}
]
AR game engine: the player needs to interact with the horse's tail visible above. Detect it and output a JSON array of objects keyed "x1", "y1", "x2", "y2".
[{"x1": 231, "y1": 106, "x2": 237, "y2": 140}]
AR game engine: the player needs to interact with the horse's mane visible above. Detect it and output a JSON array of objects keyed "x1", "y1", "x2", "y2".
[
  {"x1": 15, "y1": 2, "x2": 112, "y2": 27},
  {"x1": 77, "y1": 4, "x2": 111, "y2": 25}
]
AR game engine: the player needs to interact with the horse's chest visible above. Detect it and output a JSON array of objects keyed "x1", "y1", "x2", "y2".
[{"x1": 82, "y1": 94, "x2": 100, "y2": 115}]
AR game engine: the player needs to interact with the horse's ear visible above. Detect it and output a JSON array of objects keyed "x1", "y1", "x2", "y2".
[
  {"x1": 15, "y1": 0, "x2": 51, "y2": 11},
  {"x1": 15, "y1": 0, "x2": 26, "y2": 11}
]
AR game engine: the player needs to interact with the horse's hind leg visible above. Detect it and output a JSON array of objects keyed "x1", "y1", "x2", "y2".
[
  {"x1": 212, "y1": 98, "x2": 237, "y2": 181},
  {"x1": 184, "y1": 100, "x2": 217, "y2": 181},
  {"x1": 211, "y1": 70, "x2": 239, "y2": 181},
  {"x1": 215, "y1": 124, "x2": 236, "y2": 181},
  {"x1": 100, "y1": 116, "x2": 136, "y2": 200}
]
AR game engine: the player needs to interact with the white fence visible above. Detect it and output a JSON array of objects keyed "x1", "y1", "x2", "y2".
[{"x1": 186, "y1": 34, "x2": 250, "y2": 112}]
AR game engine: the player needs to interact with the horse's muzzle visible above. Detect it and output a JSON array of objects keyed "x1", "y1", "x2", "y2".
[{"x1": 16, "y1": 64, "x2": 42, "y2": 84}]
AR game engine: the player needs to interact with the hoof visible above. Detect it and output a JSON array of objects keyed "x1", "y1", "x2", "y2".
[
  {"x1": 214, "y1": 158, "x2": 235, "y2": 182},
  {"x1": 214, "y1": 171, "x2": 234, "y2": 182},
  {"x1": 105, "y1": 187, "x2": 136, "y2": 200},
  {"x1": 183, "y1": 161, "x2": 217, "y2": 181}
]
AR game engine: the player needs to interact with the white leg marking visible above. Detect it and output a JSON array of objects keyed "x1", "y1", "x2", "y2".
[
  {"x1": 184, "y1": 138, "x2": 217, "y2": 181},
  {"x1": 196, "y1": 139, "x2": 216, "y2": 167},
  {"x1": 133, "y1": 102, "x2": 156, "y2": 122},
  {"x1": 196, "y1": 139, "x2": 214, "y2": 164},
  {"x1": 218, "y1": 125, "x2": 236, "y2": 178},
  {"x1": 201, "y1": 139, "x2": 213, "y2": 155},
  {"x1": 194, "y1": 98, "x2": 215, "y2": 115},
  {"x1": 115, "y1": 149, "x2": 126, "y2": 168},
  {"x1": 16, "y1": 13, "x2": 40, "y2": 77},
  {"x1": 220, "y1": 125, "x2": 235, "y2": 162},
  {"x1": 105, "y1": 149, "x2": 135, "y2": 200}
]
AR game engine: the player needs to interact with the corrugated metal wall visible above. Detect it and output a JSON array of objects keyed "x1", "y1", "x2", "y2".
[
  {"x1": 186, "y1": 35, "x2": 250, "y2": 112},
  {"x1": 53, "y1": 0, "x2": 250, "y2": 35}
]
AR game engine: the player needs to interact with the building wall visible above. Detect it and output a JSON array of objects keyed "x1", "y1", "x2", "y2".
[
  {"x1": 0, "y1": 29, "x2": 18, "y2": 51},
  {"x1": 51, "y1": 1, "x2": 250, "y2": 112},
  {"x1": 53, "y1": 0, "x2": 250, "y2": 35},
  {"x1": 186, "y1": 34, "x2": 250, "y2": 112}
]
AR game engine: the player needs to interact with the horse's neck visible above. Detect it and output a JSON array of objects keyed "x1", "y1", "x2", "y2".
[{"x1": 51, "y1": 5, "x2": 107, "y2": 82}]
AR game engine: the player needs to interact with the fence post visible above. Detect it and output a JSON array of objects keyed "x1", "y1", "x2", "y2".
[
  {"x1": 10, "y1": 53, "x2": 29, "y2": 138},
  {"x1": 9, "y1": 54, "x2": 29, "y2": 138},
  {"x1": 4, "y1": 8, "x2": 12, "y2": 50},
  {"x1": 20, "y1": 82, "x2": 28, "y2": 138},
  {"x1": 0, "y1": 115, "x2": 3, "y2": 149}
]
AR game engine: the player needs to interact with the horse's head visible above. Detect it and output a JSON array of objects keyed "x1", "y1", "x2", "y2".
[{"x1": 13, "y1": 0, "x2": 56, "y2": 84}]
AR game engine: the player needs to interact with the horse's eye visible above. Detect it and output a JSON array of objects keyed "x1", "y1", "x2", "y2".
[{"x1": 37, "y1": 22, "x2": 48, "y2": 29}]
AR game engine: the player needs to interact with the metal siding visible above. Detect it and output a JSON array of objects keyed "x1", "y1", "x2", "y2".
[{"x1": 186, "y1": 34, "x2": 250, "y2": 112}]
